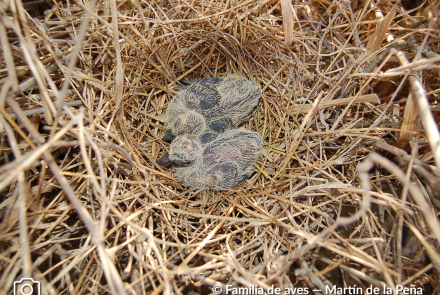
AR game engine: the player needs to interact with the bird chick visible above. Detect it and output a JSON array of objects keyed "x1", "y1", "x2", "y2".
[
  {"x1": 166, "y1": 110, "x2": 206, "y2": 139},
  {"x1": 163, "y1": 76, "x2": 261, "y2": 144},
  {"x1": 158, "y1": 129, "x2": 263, "y2": 190}
]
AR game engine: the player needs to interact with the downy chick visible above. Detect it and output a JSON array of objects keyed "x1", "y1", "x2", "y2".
[
  {"x1": 158, "y1": 129, "x2": 263, "y2": 190},
  {"x1": 163, "y1": 76, "x2": 261, "y2": 144}
]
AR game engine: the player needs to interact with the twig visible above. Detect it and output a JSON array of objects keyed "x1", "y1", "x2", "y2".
[{"x1": 396, "y1": 51, "x2": 440, "y2": 169}]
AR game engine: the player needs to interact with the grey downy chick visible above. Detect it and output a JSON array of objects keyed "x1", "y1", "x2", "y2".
[
  {"x1": 159, "y1": 129, "x2": 263, "y2": 190},
  {"x1": 163, "y1": 76, "x2": 261, "y2": 144}
]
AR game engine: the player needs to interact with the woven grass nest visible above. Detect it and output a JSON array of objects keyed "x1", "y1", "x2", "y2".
[{"x1": 1, "y1": 0, "x2": 440, "y2": 294}]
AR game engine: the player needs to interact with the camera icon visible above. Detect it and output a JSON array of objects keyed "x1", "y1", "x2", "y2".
[{"x1": 14, "y1": 278, "x2": 40, "y2": 295}]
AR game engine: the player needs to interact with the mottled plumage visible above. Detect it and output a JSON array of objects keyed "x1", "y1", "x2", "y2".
[
  {"x1": 159, "y1": 129, "x2": 263, "y2": 190},
  {"x1": 163, "y1": 75, "x2": 261, "y2": 144}
]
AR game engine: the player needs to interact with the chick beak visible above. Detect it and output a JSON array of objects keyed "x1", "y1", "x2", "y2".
[
  {"x1": 162, "y1": 129, "x2": 175, "y2": 143},
  {"x1": 157, "y1": 153, "x2": 173, "y2": 168}
]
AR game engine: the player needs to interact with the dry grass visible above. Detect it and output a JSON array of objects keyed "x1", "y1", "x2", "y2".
[{"x1": 1, "y1": 0, "x2": 440, "y2": 294}]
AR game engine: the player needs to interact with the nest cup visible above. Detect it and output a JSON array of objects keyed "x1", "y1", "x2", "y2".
[{"x1": 1, "y1": 0, "x2": 439, "y2": 294}]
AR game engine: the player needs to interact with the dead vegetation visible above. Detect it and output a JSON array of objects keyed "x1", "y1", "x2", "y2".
[{"x1": 0, "y1": 0, "x2": 440, "y2": 294}]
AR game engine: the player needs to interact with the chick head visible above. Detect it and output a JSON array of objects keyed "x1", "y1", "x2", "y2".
[
  {"x1": 163, "y1": 110, "x2": 206, "y2": 142},
  {"x1": 168, "y1": 136, "x2": 203, "y2": 167}
]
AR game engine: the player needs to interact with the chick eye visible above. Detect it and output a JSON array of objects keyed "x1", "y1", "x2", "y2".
[{"x1": 174, "y1": 160, "x2": 192, "y2": 167}]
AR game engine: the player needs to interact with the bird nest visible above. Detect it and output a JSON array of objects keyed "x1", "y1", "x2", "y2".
[{"x1": 1, "y1": 0, "x2": 440, "y2": 294}]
